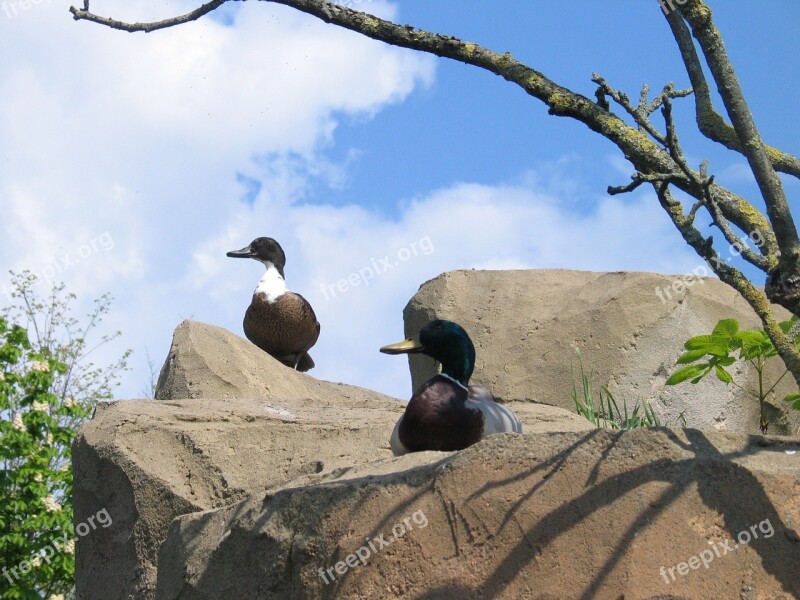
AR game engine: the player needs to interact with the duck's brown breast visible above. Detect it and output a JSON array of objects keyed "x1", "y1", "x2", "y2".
[{"x1": 243, "y1": 292, "x2": 320, "y2": 356}]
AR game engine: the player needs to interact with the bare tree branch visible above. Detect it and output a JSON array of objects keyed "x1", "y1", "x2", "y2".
[
  {"x1": 601, "y1": 73, "x2": 777, "y2": 270},
  {"x1": 654, "y1": 184, "x2": 800, "y2": 380},
  {"x1": 663, "y1": 6, "x2": 800, "y2": 179},
  {"x1": 69, "y1": 0, "x2": 229, "y2": 33},
  {"x1": 681, "y1": 1, "x2": 800, "y2": 250},
  {"x1": 66, "y1": 0, "x2": 800, "y2": 387},
  {"x1": 704, "y1": 190, "x2": 771, "y2": 270},
  {"x1": 659, "y1": 96, "x2": 772, "y2": 271},
  {"x1": 678, "y1": 2, "x2": 799, "y2": 257},
  {"x1": 69, "y1": 0, "x2": 777, "y2": 255},
  {"x1": 591, "y1": 74, "x2": 693, "y2": 146},
  {"x1": 671, "y1": 1, "x2": 800, "y2": 316}
]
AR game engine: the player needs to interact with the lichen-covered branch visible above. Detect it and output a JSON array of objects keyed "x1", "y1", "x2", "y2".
[
  {"x1": 659, "y1": 96, "x2": 771, "y2": 271},
  {"x1": 654, "y1": 185, "x2": 800, "y2": 383},
  {"x1": 671, "y1": 1, "x2": 800, "y2": 317},
  {"x1": 67, "y1": 0, "x2": 800, "y2": 387},
  {"x1": 663, "y1": 7, "x2": 800, "y2": 179},
  {"x1": 592, "y1": 75, "x2": 691, "y2": 147},
  {"x1": 69, "y1": 0, "x2": 774, "y2": 252},
  {"x1": 603, "y1": 76, "x2": 776, "y2": 272},
  {"x1": 677, "y1": 2, "x2": 799, "y2": 258}
]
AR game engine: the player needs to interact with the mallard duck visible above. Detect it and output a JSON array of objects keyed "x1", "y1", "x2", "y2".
[
  {"x1": 380, "y1": 319, "x2": 522, "y2": 455},
  {"x1": 227, "y1": 237, "x2": 320, "y2": 371}
]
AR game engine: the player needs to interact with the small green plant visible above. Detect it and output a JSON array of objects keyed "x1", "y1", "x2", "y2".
[
  {"x1": 666, "y1": 317, "x2": 800, "y2": 434},
  {"x1": 572, "y1": 358, "x2": 661, "y2": 430}
]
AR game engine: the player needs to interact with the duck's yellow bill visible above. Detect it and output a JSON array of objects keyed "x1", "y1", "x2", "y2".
[{"x1": 379, "y1": 339, "x2": 424, "y2": 354}]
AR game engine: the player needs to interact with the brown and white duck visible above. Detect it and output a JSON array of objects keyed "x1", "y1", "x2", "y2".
[{"x1": 227, "y1": 236, "x2": 320, "y2": 372}]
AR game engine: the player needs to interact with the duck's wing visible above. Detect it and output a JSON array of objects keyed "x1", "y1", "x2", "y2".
[
  {"x1": 289, "y1": 292, "x2": 321, "y2": 348},
  {"x1": 265, "y1": 292, "x2": 318, "y2": 371},
  {"x1": 467, "y1": 385, "x2": 523, "y2": 435},
  {"x1": 389, "y1": 416, "x2": 409, "y2": 456}
]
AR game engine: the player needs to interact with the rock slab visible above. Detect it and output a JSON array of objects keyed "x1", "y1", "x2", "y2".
[
  {"x1": 403, "y1": 270, "x2": 799, "y2": 435},
  {"x1": 74, "y1": 320, "x2": 591, "y2": 600},
  {"x1": 156, "y1": 428, "x2": 800, "y2": 599}
]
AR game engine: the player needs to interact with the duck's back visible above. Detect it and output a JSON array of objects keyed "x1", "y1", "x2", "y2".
[{"x1": 466, "y1": 385, "x2": 523, "y2": 435}]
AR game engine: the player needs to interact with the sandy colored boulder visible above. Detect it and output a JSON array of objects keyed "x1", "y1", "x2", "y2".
[
  {"x1": 72, "y1": 396, "x2": 402, "y2": 600},
  {"x1": 156, "y1": 319, "x2": 361, "y2": 401},
  {"x1": 403, "y1": 269, "x2": 800, "y2": 435},
  {"x1": 155, "y1": 428, "x2": 800, "y2": 599},
  {"x1": 74, "y1": 320, "x2": 591, "y2": 600}
]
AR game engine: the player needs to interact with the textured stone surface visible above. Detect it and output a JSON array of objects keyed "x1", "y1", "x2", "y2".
[
  {"x1": 156, "y1": 429, "x2": 800, "y2": 599},
  {"x1": 75, "y1": 271, "x2": 800, "y2": 600},
  {"x1": 403, "y1": 269, "x2": 800, "y2": 435},
  {"x1": 155, "y1": 320, "x2": 354, "y2": 401},
  {"x1": 74, "y1": 320, "x2": 591, "y2": 600}
]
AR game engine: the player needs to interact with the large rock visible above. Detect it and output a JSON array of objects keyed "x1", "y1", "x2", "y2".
[
  {"x1": 403, "y1": 270, "x2": 800, "y2": 435},
  {"x1": 74, "y1": 320, "x2": 592, "y2": 600},
  {"x1": 155, "y1": 320, "x2": 355, "y2": 401},
  {"x1": 156, "y1": 428, "x2": 800, "y2": 599}
]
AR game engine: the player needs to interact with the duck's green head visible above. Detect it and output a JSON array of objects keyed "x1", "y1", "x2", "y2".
[{"x1": 380, "y1": 319, "x2": 476, "y2": 386}]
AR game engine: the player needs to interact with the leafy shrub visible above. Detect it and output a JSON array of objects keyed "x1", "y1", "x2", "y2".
[{"x1": 0, "y1": 271, "x2": 129, "y2": 599}]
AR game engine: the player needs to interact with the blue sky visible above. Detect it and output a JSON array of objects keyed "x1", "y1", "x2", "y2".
[{"x1": 1, "y1": 1, "x2": 798, "y2": 400}]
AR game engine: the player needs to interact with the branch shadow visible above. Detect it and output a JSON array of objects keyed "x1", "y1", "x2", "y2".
[
  {"x1": 468, "y1": 428, "x2": 800, "y2": 599},
  {"x1": 160, "y1": 428, "x2": 800, "y2": 599}
]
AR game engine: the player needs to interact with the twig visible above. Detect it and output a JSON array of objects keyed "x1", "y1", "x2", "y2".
[
  {"x1": 69, "y1": 0, "x2": 229, "y2": 32},
  {"x1": 678, "y1": 1, "x2": 799, "y2": 264},
  {"x1": 663, "y1": 6, "x2": 800, "y2": 179}
]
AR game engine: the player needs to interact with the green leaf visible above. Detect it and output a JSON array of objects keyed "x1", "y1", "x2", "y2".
[
  {"x1": 676, "y1": 349, "x2": 708, "y2": 364},
  {"x1": 782, "y1": 393, "x2": 800, "y2": 404},
  {"x1": 684, "y1": 335, "x2": 721, "y2": 350},
  {"x1": 684, "y1": 335, "x2": 732, "y2": 357},
  {"x1": 712, "y1": 318, "x2": 739, "y2": 338},
  {"x1": 666, "y1": 364, "x2": 709, "y2": 385},
  {"x1": 737, "y1": 330, "x2": 775, "y2": 359},
  {"x1": 779, "y1": 316, "x2": 799, "y2": 334},
  {"x1": 715, "y1": 365, "x2": 733, "y2": 383},
  {"x1": 736, "y1": 330, "x2": 768, "y2": 345}
]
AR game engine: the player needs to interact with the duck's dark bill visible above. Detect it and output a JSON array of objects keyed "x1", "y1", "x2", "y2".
[
  {"x1": 380, "y1": 339, "x2": 424, "y2": 354},
  {"x1": 226, "y1": 245, "x2": 254, "y2": 258}
]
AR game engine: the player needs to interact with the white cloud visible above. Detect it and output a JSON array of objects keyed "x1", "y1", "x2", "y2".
[
  {"x1": 0, "y1": 0, "x2": 433, "y2": 394},
  {"x1": 0, "y1": 0, "x2": 434, "y2": 280},
  {"x1": 193, "y1": 171, "x2": 703, "y2": 399},
  {"x1": 1, "y1": 1, "x2": 707, "y2": 402}
]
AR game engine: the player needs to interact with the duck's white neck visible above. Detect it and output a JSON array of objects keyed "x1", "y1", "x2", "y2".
[{"x1": 254, "y1": 262, "x2": 288, "y2": 303}]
